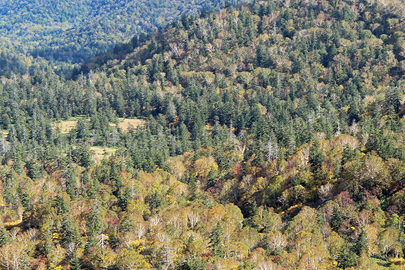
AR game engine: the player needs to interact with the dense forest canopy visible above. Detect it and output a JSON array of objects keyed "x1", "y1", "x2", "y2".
[
  {"x1": 0, "y1": 0, "x2": 247, "y2": 76},
  {"x1": 1, "y1": 0, "x2": 405, "y2": 269}
]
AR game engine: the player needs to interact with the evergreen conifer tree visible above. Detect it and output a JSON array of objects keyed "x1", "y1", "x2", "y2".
[
  {"x1": 337, "y1": 244, "x2": 357, "y2": 269},
  {"x1": 57, "y1": 194, "x2": 71, "y2": 215},
  {"x1": 0, "y1": 226, "x2": 9, "y2": 247},
  {"x1": 88, "y1": 200, "x2": 104, "y2": 237},
  {"x1": 209, "y1": 222, "x2": 225, "y2": 258},
  {"x1": 66, "y1": 167, "x2": 77, "y2": 200},
  {"x1": 330, "y1": 207, "x2": 344, "y2": 231},
  {"x1": 61, "y1": 215, "x2": 81, "y2": 247},
  {"x1": 354, "y1": 228, "x2": 368, "y2": 256},
  {"x1": 71, "y1": 257, "x2": 82, "y2": 270},
  {"x1": 43, "y1": 228, "x2": 53, "y2": 255},
  {"x1": 309, "y1": 139, "x2": 326, "y2": 170}
]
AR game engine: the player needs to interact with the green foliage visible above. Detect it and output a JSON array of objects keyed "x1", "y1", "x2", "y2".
[
  {"x1": 72, "y1": 143, "x2": 94, "y2": 168},
  {"x1": 145, "y1": 191, "x2": 167, "y2": 211},
  {"x1": 342, "y1": 144, "x2": 355, "y2": 164},
  {"x1": 182, "y1": 253, "x2": 207, "y2": 270}
]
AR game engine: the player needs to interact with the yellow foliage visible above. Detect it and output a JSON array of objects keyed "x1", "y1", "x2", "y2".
[
  {"x1": 224, "y1": 203, "x2": 244, "y2": 228},
  {"x1": 98, "y1": 248, "x2": 117, "y2": 269},
  {"x1": 74, "y1": 247, "x2": 84, "y2": 259},
  {"x1": 3, "y1": 219, "x2": 23, "y2": 227},
  {"x1": 389, "y1": 257, "x2": 405, "y2": 265},
  {"x1": 214, "y1": 258, "x2": 239, "y2": 269},
  {"x1": 229, "y1": 242, "x2": 249, "y2": 261},
  {"x1": 132, "y1": 239, "x2": 142, "y2": 247},
  {"x1": 373, "y1": 208, "x2": 387, "y2": 227},
  {"x1": 193, "y1": 156, "x2": 218, "y2": 179},
  {"x1": 52, "y1": 233, "x2": 62, "y2": 241},
  {"x1": 208, "y1": 206, "x2": 227, "y2": 224},
  {"x1": 48, "y1": 244, "x2": 66, "y2": 268},
  {"x1": 118, "y1": 248, "x2": 151, "y2": 269},
  {"x1": 150, "y1": 181, "x2": 163, "y2": 194},
  {"x1": 326, "y1": 231, "x2": 344, "y2": 259},
  {"x1": 365, "y1": 223, "x2": 381, "y2": 257},
  {"x1": 127, "y1": 199, "x2": 149, "y2": 215},
  {"x1": 165, "y1": 194, "x2": 177, "y2": 205},
  {"x1": 253, "y1": 177, "x2": 266, "y2": 192},
  {"x1": 166, "y1": 159, "x2": 186, "y2": 179}
]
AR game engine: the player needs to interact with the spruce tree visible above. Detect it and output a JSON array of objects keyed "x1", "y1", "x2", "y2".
[
  {"x1": 22, "y1": 192, "x2": 33, "y2": 212},
  {"x1": 0, "y1": 226, "x2": 9, "y2": 247},
  {"x1": 342, "y1": 144, "x2": 355, "y2": 164},
  {"x1": 56, "y1": 194, "x2": 71, "y2": 215},
  {"x1": 71, "y1": 256, "x2": 82, "y2": 270},
  {"x1": 209, "y1": 222, "x2": 225, "y2": 258},
  {"x1": 88, "y1": 200, "x2": 104, "y2": 237},
  {"x1": 61, "y1": 215, "x2": 81, "y2": 247},
  {"x1": 120, "y1": 213, "x2": 135, "y2": 233},
  {"x1": 348, "y1": 100, "x2": 360, "y2": 123},
  {"x1": 256, "y1": 40, "x2": 269, "y2": 67},
  {"x1": 43, "y1": 228, "x2": 53, "y2": 255},
  {"x1": 330, "y1": 207, "x2": 344, "y2": 231},
  {"x1": 66, "y1": 167, "x2": 77, "y2": 200},
  {"x1": 354, "y1": 228, "x2": 368, "y2": 256},
  {"x1": 145, "y1": 191, "x2": 166, "y2": 211},
  {"x1": 337, "y1": 244, "x2": 357, "y2": 269},
  {"x1": 309, "y1": 139, "x2": 326, "y2": 170}
]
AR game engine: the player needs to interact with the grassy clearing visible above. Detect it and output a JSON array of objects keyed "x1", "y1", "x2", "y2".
[
  {"x1": 91, "y1": 146, "x2": 116, "y2": 161},
  {"x1": 54, "y1": 117, "x2": 145, "y2": 135},
  {"x1": 110, "y1": 118, "x2": 145, "y2": 132},
  {"x1": 54, "y1": 120, "x2": 78, "y2": 134}
]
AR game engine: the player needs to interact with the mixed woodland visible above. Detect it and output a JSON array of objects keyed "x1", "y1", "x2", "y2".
[{"x1": 1, "y1": 0, "x2": 405, "y2": 269}]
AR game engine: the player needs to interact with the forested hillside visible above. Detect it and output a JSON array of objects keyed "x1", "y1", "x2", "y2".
[
  {"x1": 1, "y1": 0, "x2": 405, "y2": 269},
  {"x1": 0, "y1": 0, "x2": 245, "y2": 76}
]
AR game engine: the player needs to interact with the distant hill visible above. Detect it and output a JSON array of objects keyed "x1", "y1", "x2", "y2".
[{"x1": 0, "y1": 0, "x2": 248, "y2": 75}]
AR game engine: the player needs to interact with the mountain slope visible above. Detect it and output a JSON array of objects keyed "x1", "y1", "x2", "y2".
[{"x1": 0, "y1": 0, "x2": 405, "y2": 268}]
